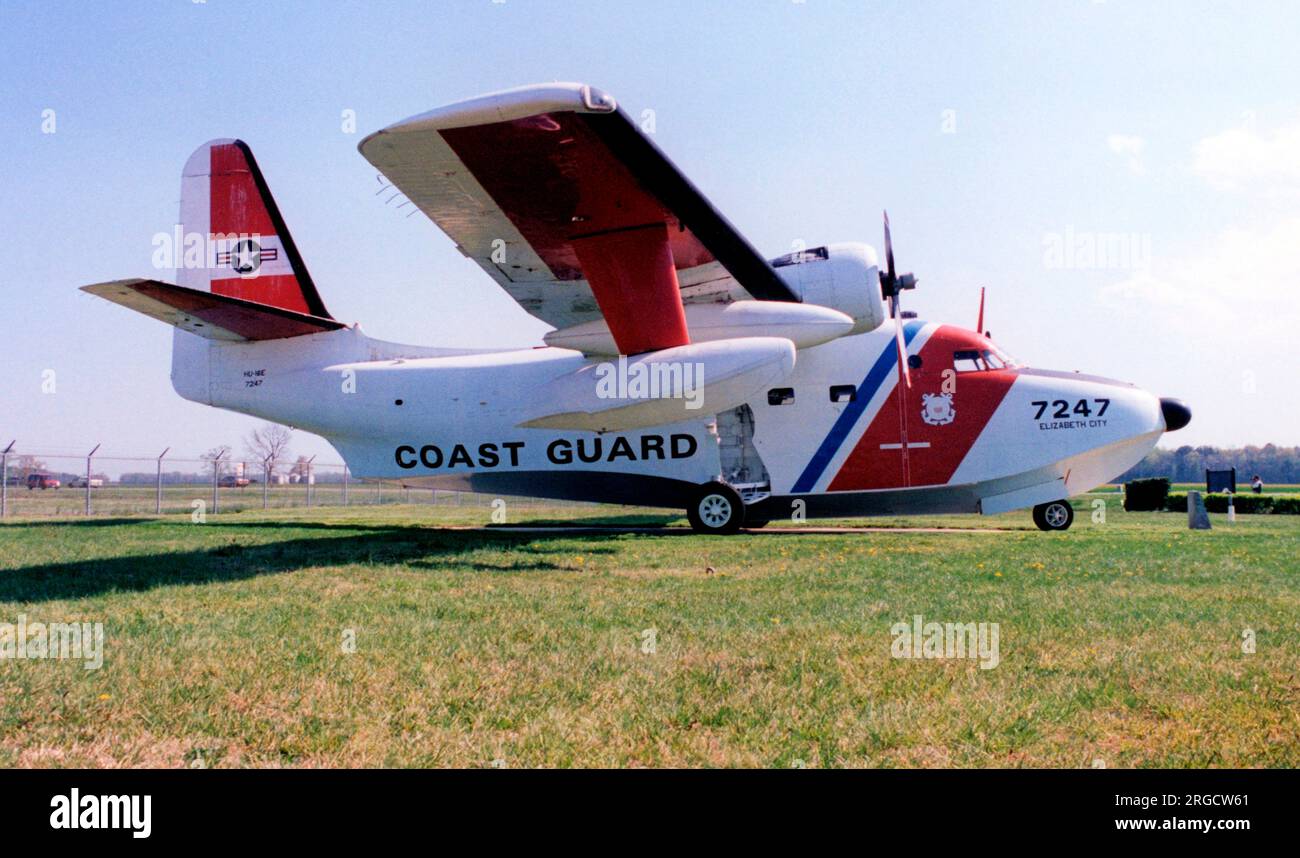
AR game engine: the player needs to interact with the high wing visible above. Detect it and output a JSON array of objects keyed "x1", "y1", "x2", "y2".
[{"x1": 358, "y1": 83, "x2": 798, "y2": 354}]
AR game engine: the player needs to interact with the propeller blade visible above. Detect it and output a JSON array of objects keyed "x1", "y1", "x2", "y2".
[
  {"x1": 893, "y1": 298, "x2": 910, "y2": 389},
  {"x1": 883, "y1": 210, "x2": 896, "y2": 283},
  {"x1": 976, "y1": 286, "x2": 985, "y2": 334}
]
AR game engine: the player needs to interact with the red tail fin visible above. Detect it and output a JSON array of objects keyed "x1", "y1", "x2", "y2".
[{"x1": 178, "y1": 139, "x2": 332, "y2": 318}]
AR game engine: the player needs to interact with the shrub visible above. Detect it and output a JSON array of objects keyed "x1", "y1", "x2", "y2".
[
  {"x1": 1272, "y1": 497, "x2": 1300, "y2": 515},
  {"x1": 1205, "y1": 493, "x2": 1273, "y2": 513},
  {"x1": 1125, "y1": 478, "x2": 1170, "y2": 511},
  {"x1": 1164, "y1": 493, "x2": 1291, "y2": 514}
]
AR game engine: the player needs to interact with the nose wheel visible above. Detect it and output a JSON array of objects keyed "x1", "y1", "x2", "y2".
[
  {"x1": 687, "y1": 482, "x2": 745, "y2": 534},
  {"x1": 1032, "y1": 500, "x2": 1074, "y2": 532}
]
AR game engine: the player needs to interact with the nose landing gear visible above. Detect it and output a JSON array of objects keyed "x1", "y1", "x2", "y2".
[{"x1": 1032, "y1": 500, "x2": 1074, "y2": 532}]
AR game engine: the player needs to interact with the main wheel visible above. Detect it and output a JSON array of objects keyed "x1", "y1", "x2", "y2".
[
  {"x1": 1032, "y1": 500, "x2": 1074, "y2": 532},
  {"x1": 687, "y1": 482, "x2": 745, "y2": 534}
]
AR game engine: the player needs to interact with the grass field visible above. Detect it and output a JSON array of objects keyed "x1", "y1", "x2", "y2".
[{"x1": 1, "y1": 496, "x2": 1297, "y2": 768}]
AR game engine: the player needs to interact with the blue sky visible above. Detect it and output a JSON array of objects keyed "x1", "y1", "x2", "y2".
[{"x1": 3, "y1": 0, "x2": 1298, "y2": 472}]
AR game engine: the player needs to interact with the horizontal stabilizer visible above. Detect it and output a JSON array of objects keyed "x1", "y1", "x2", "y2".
[{"x1": 81, "y1": 278, "x2": 346, "y2": 342}]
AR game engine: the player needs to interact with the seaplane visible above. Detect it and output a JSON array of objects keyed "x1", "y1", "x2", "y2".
[{"x1": 81, "y1": 83, "x2": 1190, "y2": 533}]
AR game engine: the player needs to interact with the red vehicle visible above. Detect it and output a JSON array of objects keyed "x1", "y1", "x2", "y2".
[
  {"x1": 218, "y1": 475, "x2": 250, "y2": 488},
  {"x1": 26, "y1": 473, "x2": 61, "y2": 490}
]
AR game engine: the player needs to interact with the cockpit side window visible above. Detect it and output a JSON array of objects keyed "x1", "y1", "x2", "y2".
[{"x1": 953, "y1": 349, "x2": 987, "y2": 372}]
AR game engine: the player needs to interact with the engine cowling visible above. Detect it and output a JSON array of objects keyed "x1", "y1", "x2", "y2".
[{"x1": 772, "y1": 242, "x2": 886, "y2": 334}]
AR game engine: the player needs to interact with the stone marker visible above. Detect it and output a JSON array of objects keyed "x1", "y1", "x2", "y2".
[{"x1": 1187, "y1": 490, "x2": 1212, "y2": 530}]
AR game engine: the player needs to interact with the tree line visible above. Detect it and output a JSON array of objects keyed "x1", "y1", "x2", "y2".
[{"x1": 1118, "y1": 445, "x2": 1300, "y2": 484}]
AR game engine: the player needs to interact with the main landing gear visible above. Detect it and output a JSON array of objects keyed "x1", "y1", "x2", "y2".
[
  {"x1": 687, "y1": 481, "x2": 746, "y2": 534},
  {"x1": 685, "y1": 487, "x2": 1078, "y2": 533},
  {"x1": 1032, "y1": 500, "x2": 1074, "y2": 532}
]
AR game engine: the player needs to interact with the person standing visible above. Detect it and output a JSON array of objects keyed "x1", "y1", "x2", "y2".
[{"x1": 1251, "y1": 474, "x2": 1264, "y2": 494}]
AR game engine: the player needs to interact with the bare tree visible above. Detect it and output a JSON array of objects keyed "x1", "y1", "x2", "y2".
[
  {"x1": 290, "y1": 455, "x2": 312, "y2": 482},
  {"x1": 201, "y1": 445, "x2": 232, "y2": 478},
  {"x1": 245, "y1": 423, "x2": 293, "y2": 476},
  {"x1": 14, "y1": 455, "x2": 47, "y2": 479}
]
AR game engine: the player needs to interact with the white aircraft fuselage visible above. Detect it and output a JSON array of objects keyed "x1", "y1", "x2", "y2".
[{"x1": 173, "y1": 313, "x2": 1172, "y2": 522}]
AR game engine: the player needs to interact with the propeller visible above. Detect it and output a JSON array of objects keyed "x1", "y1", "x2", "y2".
[
  {"x1": 880, "y1": 211, "x2": 918, "y2": 387},
  {"x1": 976, "y1": 286, "x2": 985, "y2": 335}
]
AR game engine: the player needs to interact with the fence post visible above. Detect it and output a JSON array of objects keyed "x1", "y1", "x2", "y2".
[
  {"x1": 263, "y1": 456, "x2": 271, "y2": 510},
  {"x1": 85, "y1": 443, "x2": 100, "y2": 516},
  {"x1": 156, "y1": 447, "x2": 169, "y2": 515},
  {"x1": 343, "y1": 466, "x2": 349, "y2": 506},
  {"x1": 212, "y1": 450, "x2": 225, "y2": 514},
  {"x1": 305, "y1": 455, "x2": 316, "y2": 508},
  {"x1": 1, "y1": 440, "x2": 13, "y2": 519}
]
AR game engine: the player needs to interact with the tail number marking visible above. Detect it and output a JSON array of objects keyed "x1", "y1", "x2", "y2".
[{"x1": 1031, "y1": 398, "x2": 1109, "y2": 420}]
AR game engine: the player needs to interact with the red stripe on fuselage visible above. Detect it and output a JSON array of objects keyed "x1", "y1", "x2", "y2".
[{"x1": 828, "y1": 325, "x2": 1017, "y2": 491}]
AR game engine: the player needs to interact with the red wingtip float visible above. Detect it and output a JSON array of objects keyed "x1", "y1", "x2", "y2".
[{"x1": 81, "y1": 82, "x2": 1189, "y2": 533}]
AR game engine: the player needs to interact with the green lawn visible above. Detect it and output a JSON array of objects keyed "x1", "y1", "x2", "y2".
[{"x1": 1, "y1": 499, "x2": 1296, "y2": 768}]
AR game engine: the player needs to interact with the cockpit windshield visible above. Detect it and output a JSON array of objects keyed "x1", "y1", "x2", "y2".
[{"x1": 953, "y1": 342, "x2": 1019, "y2": 372}]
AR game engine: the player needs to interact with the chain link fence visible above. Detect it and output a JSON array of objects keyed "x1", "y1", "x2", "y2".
[{"x1": 0, "y1": 444, "x2": 595, "y2": 519}]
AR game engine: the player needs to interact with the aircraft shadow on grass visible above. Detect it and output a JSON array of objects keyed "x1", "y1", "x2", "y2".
[
  {"x1": 0, "y1": 520, "x2": 658, "y2": 604},
  {"x1": 0, "y1": 513, "x2": 960, "y2": 603}
]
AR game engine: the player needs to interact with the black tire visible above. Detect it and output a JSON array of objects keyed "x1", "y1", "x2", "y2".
[
  {"x1": 686, "y1": 482, "x2": 745, "y2": 534},
  {"x1": 1033, "y1": 500, "x2": 1074, "y2": 532}
]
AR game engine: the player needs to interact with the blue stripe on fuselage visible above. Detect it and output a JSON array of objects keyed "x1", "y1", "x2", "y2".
[{"x1": 789, "y1": 321, "x2": 924, "y2": 494}]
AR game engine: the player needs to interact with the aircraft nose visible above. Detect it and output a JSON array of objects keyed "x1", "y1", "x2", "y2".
[{"x1": 1159, "y1": 397, "x2": 1191, "y2": 432}]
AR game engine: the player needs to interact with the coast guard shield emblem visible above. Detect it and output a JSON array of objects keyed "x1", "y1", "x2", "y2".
[{"x1": 920, "y1": 392, "x2": 955, "y2": 426}]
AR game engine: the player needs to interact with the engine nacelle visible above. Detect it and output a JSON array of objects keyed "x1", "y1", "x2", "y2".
[
  {"x1": 772, "y1": 242, "x2": 886, "y2": 334},
  {"x1": 519, "y1": 337, "x2": 796, "y2": 433},
  {"x1": 545, "y1": 300, "x2": 853, "y2": 355}
]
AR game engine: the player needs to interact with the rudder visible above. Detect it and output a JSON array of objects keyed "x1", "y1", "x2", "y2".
[{"x1": 178, "y1": 139, "x2": 332, "y2": 318}]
